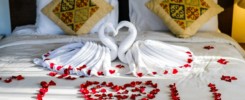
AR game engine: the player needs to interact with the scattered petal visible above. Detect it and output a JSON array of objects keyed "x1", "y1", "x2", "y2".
[
  {"x1": 116, "y1": 64, "x2": 125, "y2": 69},
  {"x1": 37, "y1": 94, "x2": 43, "y2": 100},
  {"x1": 39, "y1": 88, "x2": 48, "y2": 95},
  {"x1": 97, "y1": 71, "x2": 104, "y2": 76},
  {"x1": 147, "y1": 93, "x2": 155, "y2": 99},
  {"x1": 109, "y1": 70, "x2": 116, "y2": 74},
  {"x1": 48, "y1": 72, "x2": 57, "y2": 77},
  {"x1": 152, "y1": 72, "x2": 157, "y2": 75},
  {"x1": 49, "y1": 63, "x2": 55, "y2": 69},
  {"x1": 48, "y1": 80, "x2": 56, "y2": 86},
  {"x1": 221, "y1": 75, "x2": 237, "y2": 82},
  {"x1": 16, "y1": 75, "x2": 24, "y2": 80},
  {"x1": 217, "y1": 58, "x2": 229, "y2": 65},
  {"x1": 40, "y1": 81, "x2": 48, "y2": 88},
  {"x1": 172, "y1": 69, "x2": 178, "y2": 74},
  {"x1": 56, "y1": 66, "x2": 63, "y2": 71},
  {"x1": 100, "y1": 88, "x2": 107, "y2": 93},
  {"x1": 4, "y1": 78, "x2": 12, "y2": 83},
  {"x1": 204, "y1": 45, "x2": 214, "y2": 50},
  {"x1": 137, "y1": 72, "x2": 143, "y2": 77},
  {"x1": 187, "y1": 58, "x2": 193, "y2": 63},
  {"x1": 87, "y1": 70, "x2": 91, "y2": 75},
  {"x1": 231, "y1": 76, "x2": 237, "y2": 80}
]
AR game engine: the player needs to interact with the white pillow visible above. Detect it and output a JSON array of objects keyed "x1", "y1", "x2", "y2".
[
  {"x1": 129, "y1": 0, "x2": 218, "y2": 32},
  {"x1": 36, "y1": 0, "x2": 119, "y2": 35}
]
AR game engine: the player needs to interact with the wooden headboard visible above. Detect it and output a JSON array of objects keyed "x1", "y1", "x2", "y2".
[{"x1": 9, "y1": 0, "x2": 234, "y2": 36}]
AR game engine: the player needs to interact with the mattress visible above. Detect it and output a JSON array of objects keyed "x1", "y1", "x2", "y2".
[{"x1": 0, "y1": 31, "x2": 245, "y2": 100}]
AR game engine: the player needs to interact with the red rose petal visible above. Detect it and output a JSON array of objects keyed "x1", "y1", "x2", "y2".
[
  {"x1": 130, "y1": 94, "x2": 137, "y2": 99},
  {"x1": 37, "y1": 94, "x2": 43, "y2": 100},
  {"x1": 107, "y1": 82, "x2": 114, "y2": 87},
  {"x1": 231, "y1": 76, "x2": 237, "y2": 80},
  {"x1": 80, "y1": 84, "x2": 87, "y2": 88},
  {"x1": 130, "y1": 81, "x2": 136, "y2": 87},
  {"x1": 80, "y1": 88, "x2": 89, "y2": 94},
  {"x1": 48, "y1": 72, "x2": 57, "y2": 77},
  {"x1": 77, "y1": 65, "x2": 87, "y2": 71},
  {"x1": 187, "y1": 58, "x2": 193, "y2": 63},
  {"x1": 163, "y1": 70, "x2": 168, "y2": 74},
  {"x1": 56, "y1": 66, "x2": 63, "y2": 71},
  {"x1": 50, "y1": 63, "x2": 55, "y2": 69},
  {"x1": 40, "y1": 81, "x2": 48, "y2": 88},
  {"x1": 142, "y1": 98, "x2": 149, "y2": 100},
  {"x1": 39, "y1": 88, "x2": 48, "y2": 95},
  {"x1": 147, "y1": 93, "x2": 155, "y2": 99},
  {"x1": 116, "y1": 64, "x2": 125, "y2": 69},
  {"x1": 186, "y1": 51, "x2": 191, "y2": 54},
  {"x1": 172, "y1": 69, "x2": 178, "y2": 74},
  {"x1": 137, "y1": 72, "x2": 143, "y2": 77},
  {"x1": 184, "y1": 64, "x2": 190, "y2": 68},
  {"x1": 97, "y1": 71, "x2": 104, "y2": 76},
  {"x1": 100, "y1": 88, "x2": 107, "y2": 93},
  {"x1": 109, "y1": 70, "x2": 116, "y2": 74},
  {"x1": 152, "y1": 72, "x2": 157, "y2": 75},
  {"x1": 4, "y1": 78, "x2": 12, "y2": 83},
  {"x1": 121, "y1": 90, "x2": 128, "y2": 94},
  {"x1": 101, "y1": 81, "x2": 107, "y2": 85},
  {"x1": 64, "y1": 69, "x2": 70, "y2": 75},
  {"x1": 67, "y1": 66, "x2": 73, "y2": 70},
  {"x1": 204, "y1": 45, "x2": 214, "y2": 50},
  {"x1": 140, "y1": 87, "x2": 145, "y2": 93},
  {"x1": 151, "y1": 83, "x2": 158, "y2": 88},
  {"x1": 93, "y1": 81, "x2": 100, "y2": 85},
  {"x1": 208, "y1": 83, "x2": 215, "y2": 87},
  {"x1": 91, "y1": 88, "x2": 97, "y2": 94},
  {"x1": 87, "y1": 70, "x2": 91, "y2": 75},
  {"x1": 217, "y1": 58, "x2": 229, "y2": 65},
  {"x1": 48, "y1": 80, "x2": 56, "y2": 86},
  {"x1": 108, "y1": 93, "x2": 113, "y2": 97},
  {"x1": 16, "y1": 75, "x2": 24, "y2": 80}
]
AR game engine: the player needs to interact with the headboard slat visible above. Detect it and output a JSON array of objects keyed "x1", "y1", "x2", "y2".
[
  {"x1": 9, "y1": 0, "x2": 36, "y2": 30},
  {"x1": 218, "y1": 0, "x2": 234, "y2": 36}
]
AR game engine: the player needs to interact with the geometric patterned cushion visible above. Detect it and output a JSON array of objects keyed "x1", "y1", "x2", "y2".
[
  {"x1": 146, "y1": 0, "x2": 224, "y2": 38},
  {"x1": 42, "y1": 0, "x2": 113, "y2": 35}
]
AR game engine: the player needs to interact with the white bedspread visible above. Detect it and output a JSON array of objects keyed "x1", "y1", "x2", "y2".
[{"x1": 0, "y1": 32, "x2": 245, "y2": 100}]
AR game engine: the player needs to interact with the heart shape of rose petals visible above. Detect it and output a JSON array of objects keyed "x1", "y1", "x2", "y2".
[{"x1": 79, "y1": 80, "x2": 160, "y2": 100}]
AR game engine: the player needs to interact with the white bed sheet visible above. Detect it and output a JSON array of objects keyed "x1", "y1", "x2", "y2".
[{"x1": 0, "y1": 32, "x2": 245, "y2": 100}]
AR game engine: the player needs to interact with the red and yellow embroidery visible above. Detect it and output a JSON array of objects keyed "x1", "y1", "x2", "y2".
[
  {"x1": 160, "y1": 0, "x2": 210, "y2": 29},
  {"x1": 52, "y1": 0, "x2": 99, "y2": 32}
]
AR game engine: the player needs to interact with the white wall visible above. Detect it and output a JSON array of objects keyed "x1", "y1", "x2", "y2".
[{"x1": 0, "y1": 0, "x2": 11, "y2": 35}]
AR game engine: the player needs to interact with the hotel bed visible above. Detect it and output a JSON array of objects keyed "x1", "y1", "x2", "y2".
[{"x1": 1, "y1": 0, "x2": 245, "y2": 100}]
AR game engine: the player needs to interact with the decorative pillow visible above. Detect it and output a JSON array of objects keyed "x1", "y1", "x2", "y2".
[
  {"x1": 129, "y1": 0, "x2": 219, "y2": 32},
  {"x1": 146, "y1": 0, "x2": 224, "y2": 38},
  {"x1": 42, "y1": 0, "x2": 114, "y2": 35}
]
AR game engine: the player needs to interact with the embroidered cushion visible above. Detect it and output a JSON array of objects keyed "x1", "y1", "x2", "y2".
[
  {"x1": 146, "y1": 0, "x2": 224, "y2": 38},
  {"x1": 42, "y1": 0, "x2": 113, "y2": 35}
]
